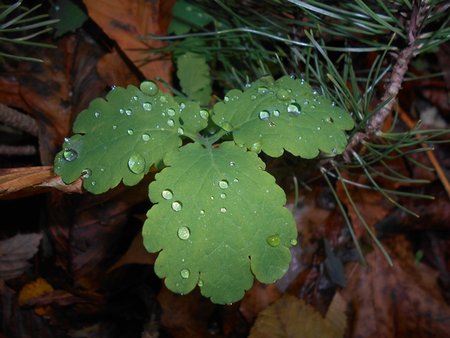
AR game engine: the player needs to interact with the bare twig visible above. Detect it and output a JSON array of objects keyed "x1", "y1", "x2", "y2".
[{"x1": 0, "y1": 103, "x2": 39, "y2": 137}]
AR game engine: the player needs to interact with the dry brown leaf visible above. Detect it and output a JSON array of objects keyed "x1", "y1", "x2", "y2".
[
  {"x1": 107, "y1": 231, "x2": 156, "y2": 272},
  {"x1": 342, "y1": 235, "x2": 450, "y2": 338},
  {"x1": 249, "y1": 294, "x2": 345, "y2": 338},
  {"x1": 96, "y1": 49, "x2": 141, "y2": 88},
  {"x1": 239, "y1": 281, "x2": 282, "y2": 323},
  {"x1": 157, "y1": 285, "x2": 215, "y2": 338},
  {"x1": 0, "y1": 233, "x2": 42, "y2": 280},
  {"x1": 83, "y1": 0, "x2": 174, "y2": 82}
]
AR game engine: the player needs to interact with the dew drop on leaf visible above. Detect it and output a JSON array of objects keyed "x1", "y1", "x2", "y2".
[
  {"x1": 171, "y1": 201, "x2": 183, "y2": 212},
  {"x1": 91, "y1": 181, "x2": 96, "y2": 186},
  {"x1": 198, "y1": 279, "x2": 204, "y2": 287},
  {"x1": 199, "y1": 109, "x2": 209, "y2": 120},
  {"x1": 167, "y1": 108, "x2": 176, "y2": 117},
  {"x1": 161, "y1": 189, "x2": 173, "y2": 200},
  {"x1": 257, "y1": 86, "x2": 269, "y2": 94},
  {"x1": 179, "y1": 102, "x2": 186, "y2": 110},
  {"x1": 259, "y1": 110, "x2": 270, "y2": 121},
  {"x1": 251, "y1": 142, "x2": 262, "y2": 153},
  {"x1": 177, "y1": 226, "x2": 190, "y2": 240},
  {"x1": 167, "y1": 119, "x2": 175, "y2": 127},
  {"x1": 220, "y1": 207, "x2": 227, "y2": 213},
  {"x1": 94, "y1": 111, "x2": 100, "y2": 118},
  {"x1": 127, "y1": 129, "x2": 134, "y2": 135},
  {"x1": 200, "y1": 209, "x2": 205, "y2": 215},
  {"x1": 266, "y1": 234, "x2": 281, "y2": 247},
  {"x1": 112, "y1": 125, "x2": 117, "y2": 130},
  {"x1": 276, "y1": 88, "x2": 290, "y2": 100},
  {"x1": 224, "y1": 96, "x2": 230, "y2": 102},
  {"x1": 160, "y1": 96, "x2": 168, "y2": 103},
  {"x1": 119, "y1": 108, "x2": 125, "y2": 114},
  {"x1": 81, "y1": 168, "x2": 91, "y2": 178},
  {"x1": 273, "y1": 110, "x2": 280, "y2": 117},
  {"x1": 142, "y1": 102, "x2": 152, "y2": 111},
  {"x1": 177, "y1": 127, "x2": 184, "y2": 135},
  {"x1": 218, "y1": 180, "x2": 229, "y2": 189},
  {"x1": 221, "y1": 122, "x2": 233, "y2": 132},
  {"x1": 229, "y1": 161, "x2": 236, "y2": 167},
  {"x1": 142, "y1": 133, "x2": 150, "y2": 141},
  {"x1": 63, "y1": 149, "x2": 78, "y2": 161},
  {"x1": 128, "y1": 154, "x2": 146, "y2": 174},
  {"x1": 125, "y1": 109, "x2": 132, "y2": 116},
  {"x1": 287, "y1": 103, "x2": 301, "y2": 116},
  {"x1": 180, "y1": 269, "x2": 190, "y2": 279},
  {"x1": 220, "y1": 193, "x2": 226, "y2": 199},
  {"x1": 290, "y1": 239, "x2": 298, "y2": 246},
  {"x1": 140, "y1": 81, "x2": 159, "y2": 96}
]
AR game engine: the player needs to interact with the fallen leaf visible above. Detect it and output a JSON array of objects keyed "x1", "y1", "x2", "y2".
[
  {"x1": 96, "y1": 49, "x2": 141, "y2": 88},
  {"x1": 157, "y1": 285, "x2": 215, "y2": 338},
  {"x1": 18, "y1": 278, "x2": 54, "y2": 306},
  {"x1": 107, "y1": 231, "x2": 156, "y2": 272},
  {"x1": 249, "y1": 294, "x2": 345, "y2": 338},
  {"x1": 342, "y1": 235, "x2": 450, "y2": 338},
  {"x1": 239, "y1": 281, "x2": 281, "y2": 323},
  {"x1": 0, "y1": 233, "x2": 42, "y2": 280},
  {"x1": 83, "y1": 0, "x2": 174, "y2": 82}
]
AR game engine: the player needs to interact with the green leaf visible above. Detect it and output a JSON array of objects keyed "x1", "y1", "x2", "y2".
[
  {"x1": 211, "y1": 76, "x2": 354, "y2": 158},
  {"x1": 168, "y1": 0, "x2": 213, "y2": 35},
  {"x1": 54, "y1": 82, "x2": 208, "y2": 194},
  {"x1": 177, "y1": 52, "x2": 212, "y2": 106},
  {"x1": 142, "y1": 142, "x2": 297, "y2": 304},
  {"x1": 50, "y1": 0, "x2": 88, "y2": 37}
]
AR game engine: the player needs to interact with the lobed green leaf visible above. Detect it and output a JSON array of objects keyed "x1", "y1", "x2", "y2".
[
  {"x1": 142, "y1": 142, "x2": 297, "y2": 304},
  {"x1": 212, "y1": 75, "x2": 354, "y2": 158},
  {"x1": 54, "y1": 82, "x2": 208, "y2": 194}
]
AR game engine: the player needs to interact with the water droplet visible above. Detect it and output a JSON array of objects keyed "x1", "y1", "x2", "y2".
[
  {"x1": 91, "y1": 181, "x2": 96, "y2": 186},
  {"x1": 221, "y1": 122, "x2": 233, "y2": 132},
  {"x1": 269, "y1": 121, "x2": 276, "y2": 127},
  {"x1": 229, "y1": 161, "x2": 236, "y2": 167},
  {"x1": 266, "y1": 234, "x2": 281, "y2": 247},
  {"x1": 311, "y1": 105, "x2": 316, "y2": 109},
  {"x1": 142, "y1": 102, "x2": 152, "y2": 111},
  {"x1": 125, "y1": 109, "x2": 132, "y2": 116},
  {"x1": 180, "y1": 269, "x2": 190, "y2": 279},
  {"x1": 127, "y1": 129, "x2": 134, "y2": 135},
  {"x1": 303, "y1": 100, "x2": 309, "y2": 105},
  {"x1": 220, "y1": 193, "x2": 226, "y2": 199},
  {"x1": 331, "y1": 148, "x2": 337, "y2": 154},
  {"x1": 142, "y1": 133, "x2": 150, "y2": 141},
  {"x1": 198, "y1": 279, "x2": 204, "y2": 287},
  {"x1": 259, "y1": 110, "x2": 270, "y2": 120},
  {"x1": 273, "y1": 110, "x2": 280, "y2": 117},
  {"x1": 200, "y1": 209, "x2": 205, "y2": 215},
  {"x1": 218, "y1": 180, "x2": 229, "y2": 189},
  {"x1": 167, "y1": 108, "x2": 176, "y2": 117},
  {"x1": 224, "y1": 96, "x2": 230, "y2": 102},
  {"x1": 140, "y1": 81, "x2": 159, "y2": 96},
  {"x1": 276, "y1": 88, "x2": 289, "y2": 100},
  {"x1": 94, "y1": 111, "x2": 100, "y2": 118},
  {"x1": 290, "y1": 239, "x2": 298, "y2": 246},
  {"x1": 331, "y1": 101, "x2": 336, "y2": 106},
  {"x1": 112, "y1": 125, "x2": 117, "y2": 130},
  {"x1": 167, "y1": 119, "x2": 175, "y2": 127},
  {"x1": 160, "y1": 96, "x2": 168, "y2": 103},
  {"x1": 251, "y1": 142, "x2": 262, "y2": 153},
  {"x1": 131, "y1": 95, "x2": 138, "y2": 101},
  {"x1": 233, "y1": 178, "x2": 239, "y2": 183},
  {"x1": 177, "y1": 127, "x2": 184, "y2": 135},
  {"x1": 119, "y1": 108, "x2": 125, "y2": 114},
  {"x1": 313, "y1": 90, "x2": 319, "y2": 95},
  {"x1": 326, "y1": 117, "x2": 334, "y2": 123},
  {"x1": 210, "y1": 196, "x2": 215, "y2": 200},
  {"x1": 250, "y1": 94, "x2": 257, "y2": 100},
  {"x1": 287, "y1": 102, "x2": 301, "y2": 116},
  {"x1": 317, "y1": 127, "x2": 321, "y2": 131},
  {"x1": 128, "y1": 154, "x2": 146, "y2": 174},
  {"x1": 200, "y1": 109, "x2": 209, "y2": 119},
  {"x1": 179, "y1": 102, "x2": 186, "y2": 110},
  {"x1": 161, "y1": 189, "x2": 173, "y2": 200},
  {"x1": 257, "y1": 86, "x2": 269, "y2": 94},
  {"x1": 171, "y1": 201, "x2": 182, "y2": 212},
  {"x1": 177, "y1": 226, "x2": 190, "y2": 240},
  {"x1": 81, "y1": 168, "x2": 91, "y2": 178},
  {"x1": 220, "y1": 207, "x2": 227, "y2": 213},
  {"x1": 63, "y1": 149, "x2": 78, "y2": 161}
]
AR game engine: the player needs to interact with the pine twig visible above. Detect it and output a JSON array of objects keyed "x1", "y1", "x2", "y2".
[
  {"x1": 0, "y1": 145, "x2": 37, "y2": 156},
  {"x1": 344, "y1": 1, "x2": 430, "y2": 159},
  {"x1": 0, "y1": 103, "x2": 39, "y2": 137}
]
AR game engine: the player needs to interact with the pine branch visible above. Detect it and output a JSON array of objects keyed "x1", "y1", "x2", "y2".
[
  {"x1": 344, "y1": 0, "x2": 430, "y2": 160},
  {"x1": 0, "y1": 103, "x2": 39, "y2": 136},
  {"x1": 0, "y1": 145, "x2": 37, "y2": 156}
]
